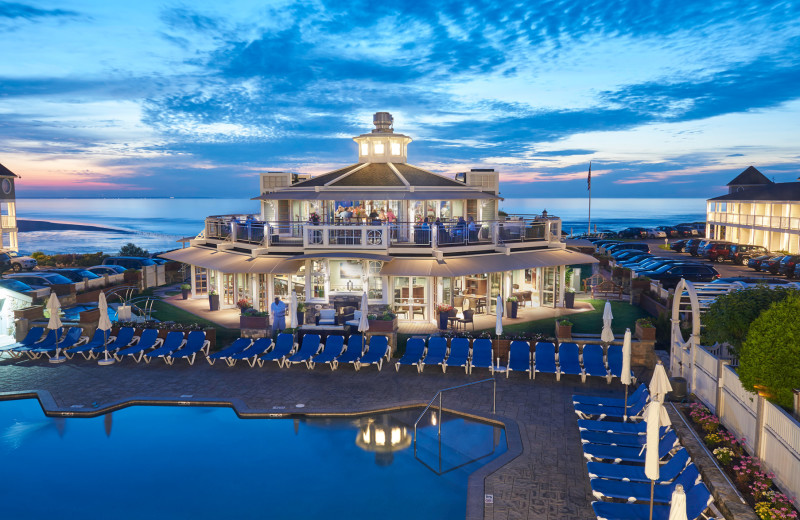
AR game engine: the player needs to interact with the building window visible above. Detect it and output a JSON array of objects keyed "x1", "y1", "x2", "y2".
[
  {"x1": 311, "y1": 259, "x2": 326, "y2": 299},
  {"x1": 194, "y1": 267, "x2": 208, "y2": 295},
  {"x1": 391, "y1": 142, "x2": 401, "y2": 155},
  {"x1": 374, "y1": 142, "x2": 385, "y2": 154},
  {"x1": 368, "y1": 261, "x2": 383, "y2": 299},
  {"x1": 360, "y1": 142, "x2": 369, "y2": 155},
  {"x1": 329, "y1": 259, "x2": 363, "y2": 292}
]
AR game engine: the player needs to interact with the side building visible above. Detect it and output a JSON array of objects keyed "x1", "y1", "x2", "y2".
[
  {"x1": 707, "y1": 166, "x2": 800, "y2": 253},
  {"x1": 163, "y1": 112, "x2": 597, "y2": 326},
  {"x1": 0, "y1": 162, "x2": 18, "y2": 251}
]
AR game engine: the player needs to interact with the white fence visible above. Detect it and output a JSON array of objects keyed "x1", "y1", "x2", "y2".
[{"x1": 676, "y1": 343, "x2": 800, "y2": 502}]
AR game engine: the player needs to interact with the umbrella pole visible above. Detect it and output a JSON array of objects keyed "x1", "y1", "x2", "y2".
[
  {"x1": 623, "y1": 383, "x2": 629, "y2": 422},
  {"x1": 649, "y1": 480, "x2": 654, "y2": 520}
]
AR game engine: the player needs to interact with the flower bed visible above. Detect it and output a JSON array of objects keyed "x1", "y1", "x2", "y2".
[{"x1": 687, "y1": 403, "x2": 798, "y2": 520}]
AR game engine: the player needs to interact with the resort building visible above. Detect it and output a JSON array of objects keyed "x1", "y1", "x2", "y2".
[
  {"x1": 164, "y1": 112, "x2": 596, "y2": 325},
  {"x1": 707, "y1": 166, "x2": 800, "y2": 253},
  {"x1": 0, "y1": 162, "x2": 18, "y2": 252}
]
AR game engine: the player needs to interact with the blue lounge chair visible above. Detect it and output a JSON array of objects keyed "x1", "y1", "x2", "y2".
[
  {"x1": 258, "y1": 334, "x2": 294, "y2": 368},
  {"x1": 29, "y1": 327, "x2": 83, "y2": 359},
  {"x1": 444, "y1": 337, "x2": 470, "y2": 373},
  {"x1": 229, "y1": 337, "x2": 272, "y2": 367},
  {"x1": 312, "y1": 335, "x2": 345, "y2": 370},
  {"x1": 586, "y1": 447, "x2": 691, "y2": 483},
  {"x1": 581, "y1": 426, "x2": 668, "y2": 447},
  {"x1": 66, "y1": 329, "x2": 111, "y2": 360},
  {"x1": 207, "y1": 338, "x2": 252, "y2": 365},
  {"x1": 470, "y1": 338, "x2": 493, "y2": 375},
  {"x1": 0, "y1": 327, "x2": 44, "y2": 357},
  {"x1": 17, "y1": 328, "x2": 63, "y2": 358},
  {"x1": 143, "y1": 331, "x2": 185, "y2": 364},
  {"x1": 583, "y1": 430, "x2": 679, "y2": 463},
  {"x1": 557, "y1": 342, "x2": 584, "y2": 382},
  {"x1": 396, "y1": 337, "x2": 425, "y2": 372},
  {"x1": 92, "y1": 327, "x2": 136, "y2": 358},
  {"x1": 419, "y1": 336, "x2": 447, "y2": 372},
  {"x1": 166, "y1": 331, "x2": 210, "y2": 365},
  {"x1": 590, "y1": 464, "x2": 701, "y2": 502},
  {"x1": 582, "y1": 344, "x2": 610, "y2": 382},
  {"x1": 336, "y1": 334, "x2": 364, "y2": 370},
  {"x1": 114, "y1": 329, "x2": 161, "y2": 363},
  {"x1": 507, "y1": 340, "x2": 532, "y2": 379},
  {"x1": 357, "y1": 336, "x2": 388, "y2": 371},
  {"x1": 591, "y1": 482, "x2": 713, "y2": 520},
  {"x1": 285, "y1": 334, "x2": 322, "y2": 369},
  {"x1": 533, "y1": 342, "x2": 557, "y2": 378},
  {"x1": 574, "y1": 390, "x2": 649, "y2": 420},
  {"x1": 573, "y1": 383, "x2": 649, "y2": 407},
  {"x1": 578, "y1": 417, "x2": 648, "y2": 434},
  {"x1": 608, "y1": 344, "x2": 636, "y2": 383}
]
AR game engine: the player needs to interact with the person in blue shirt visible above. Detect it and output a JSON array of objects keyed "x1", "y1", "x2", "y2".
[{"x1": 270, "y1": 297, "x2": 287, "y2": 335}]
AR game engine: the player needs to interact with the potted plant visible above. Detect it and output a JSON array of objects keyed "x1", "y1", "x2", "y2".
[
  {"x1": 368, "y1": 306, "x2": 398, "y2": 332},
  {"x1": 296, "y1": 302, "x2": 307, "y2": 326},
  {"x1": 631, "y1": 276, "x2": 651, "y2": 291},
  {"x1": 564, "y1": 288, "x2": 576, "y2": 308},
  {"x1": 208, "y1": 289, "x2": 219, "y2": 311},
  {"x1": 180, "y1": 283, "x2": 191, "y2": 300},
  {"x1": 239, "y1": 307, "x2": 269, "y2": 330},
  {"x1": 556, "y1": 318, "x2": 573, "y2": 339},
  {"x1": 437, "y1": 304, "x2": 454, "y2": 330},
  {"x1": 635, "y1": 317, "x2": 656, "y2": 340},
  {"x1": 236, "y1": 298, "x2": 251, "y2": 315},
  {"x1": 505, "y1": 296, "x2": 519, "y2": 318}
]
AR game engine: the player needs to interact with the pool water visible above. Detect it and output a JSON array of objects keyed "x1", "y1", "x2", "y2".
[{"x1": 0, "y1": 399, "x2": 505, "y2": 520}]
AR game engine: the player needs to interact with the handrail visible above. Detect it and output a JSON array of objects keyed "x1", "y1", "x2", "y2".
[{"x1": 413, "y1": 378, "x2": 496, "y2": 452}]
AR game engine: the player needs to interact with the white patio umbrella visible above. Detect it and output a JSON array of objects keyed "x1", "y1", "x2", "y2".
[
  {"x1": 495, "y1": 295, "x2": 503, "y2": 369},
  {"x1": 46, "y1": 292, "x2": 66, "y2": 364},
  {"x1": 601, "y1": 300, "x2": 615, "y2": 343},
  {"x1": 289, "y1": 292, "x2": 298, "y2": 329},
  {"x1": 650, "y1": 360, "x2": 673, "y2": 403},
  {"x1": 358, "y1": 291, "x2": 370, "y2": 359},
  {"x1": 97, "y1": 292, "x2": 115, "y2": 365},
  {"x1": 622, "y1": 328, "x2": 633, "y2": 420},
  {"x1": 643, "y1": 397, "x2": 672, "y2": 520},
  {"x1": 667, "y1": 484, "x2": 688, "y2": 520}
]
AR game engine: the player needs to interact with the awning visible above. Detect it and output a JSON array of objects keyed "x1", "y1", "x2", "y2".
[
  {"x1": 380, "y1": 249, "x2": 598, "y2": 277},
  {"x1": 159, "y1": 248, "x2": 304, "y2": 274},
  {"x1": 287, "y1": 252, "x2": 393, "y2": 262},
  {"x1": 253, "y1": 189, "x2": 500, "y2": 201}
]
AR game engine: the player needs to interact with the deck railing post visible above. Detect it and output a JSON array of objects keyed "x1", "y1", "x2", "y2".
[{"x1": 438, "y1": 392, "x2": 442, "y2": 438}]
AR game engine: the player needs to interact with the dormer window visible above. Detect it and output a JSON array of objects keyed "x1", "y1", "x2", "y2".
[
  {"x1": 360, "y1": 142, "x2": 369, "y2": 155},
  {"x1": 374, "y1": 142, "x2": 385, "y2": 154},
  {"x1": 391, "y1": 142, "x2": 401, "y2": 155}
]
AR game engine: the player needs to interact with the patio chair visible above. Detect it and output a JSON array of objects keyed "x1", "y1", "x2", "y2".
[
  {"x1": 419, "y1": 336, "x2": 447, "y2": 373},
  {"x1": 336, "y1": 334, "x2": 364, "y2": 370},
  {"x1": 396, "y1": 337, "x2": 425, "y2": 373},
  {"x1": 0, "y1": 327, "x2": 45, "y2": 357},
  {"x1": 469, "y1": 338, "x2": 493, "y2": 375},
  {"x1": 233, "y1": 337, "x2": 273, "y2": 367},
  {"x1": 573, "y1": 383, "x2": 649, "y2": 407},
  {"x1": 507, "y1": 340, "x2": 532, "y2": 379},
  {"x1": 91, "y1": 327, "x2": 136, "y2": 358},
  {"x1": 356, "y1": 335, "x2": 389, "y2": 371},
  {"x1": 443, "y1": 337, "x2": 470, "y2": 373},
  {"x1": 557, "y1": 342, "x2": 585, "y2": 382},
  {"x1": 580, "y1": 425, "x2": 668, "y2": 447},
  {"x1": 573, "y1": 390, "x2": 649, "y2": 420},
  {"x1": 258, "y1": 334, "x2": 295, "y2": 368},
  {"x1": 17, "y1": 328, "x2": 63, "y2": 358},
  {"x1": 577, "y1": 417, "x2": 649, "y2": 434},
  {"x1": 586, "y1": 447, "x2": 691, "y2": 483},
  {"x1": 607, "y1": 344, "x2": 637, "y2": 383},
  {"x1": 345, "y1": 310, "x2": 361, "y2": 328},
  {"x1": 285, "y1": 334, "x2": 322, "y2": 369},
  {"x1": 582, "y1": 344, "x2": 611, "y2": 382},
  {"x1": 456, "y1": 309, "x2": 475, "y2": 331},
  {"x1": 582, "y1": 430, "x2": 679, "y2": 463},
  {"x1": 316, "y1": 309, "x2": 337, "y2": 326},
  {"x1": 28, "y1": 327, "x2": 83, "y2": 359},
  {"x1": 312, "y1": 335, "x2": 345, "y2": 370},
  {"x1": 207, "y1": 338, "x2": 252, "y2": 365},
  {"x1": 66, "y1": 329, "x2": 111, "y2": 360},
  {"x1": 591, "y1": 482, "x2": 712, "y2": 520},
  {"x1": 143, "y1": 331, "x2": 186, "y2": 364},
  {"x1": 166, "y1": 330, "x2": 210, "y2": 365},
  {"x1": 114, "y1": 329, "x2": 161, "y2": 363},
  {"x1": 533, "y1": 342, "x2": 557, "y2": 378},
  {"x1": 590, "y1": 464, "x2": 701, "y2": 503}
]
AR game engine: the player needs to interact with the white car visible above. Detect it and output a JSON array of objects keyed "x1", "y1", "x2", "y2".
[
  {"x1": 1, "y1": 250, "x2": 37, "y2": 271},
  {"x1": 647, "y1": 228, "x2": 667, "y2": 238}
]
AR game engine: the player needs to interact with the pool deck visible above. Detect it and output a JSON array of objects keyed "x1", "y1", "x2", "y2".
[{"x1": 0, "y1": 354, "x2": 649, "y2": 520}]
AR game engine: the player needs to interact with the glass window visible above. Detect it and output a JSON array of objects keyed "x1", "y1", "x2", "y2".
[
  {"x1": 368, "y1": 261, "x2": 383, "y2": 299},
  {"x1": 330, "y1": 259, "x2": 363, "y2": 292},
  {"x1": 258, "y1": 274, "x2": 269, "y2": 312},
  {"x1": 292, "y1": 263, "x2": 306, "y2": 303},
  {"x1": 311, "y1": 260, "x2": 326, "y2": 299},
  {"x1": 273, "y1": 274, "x2": 289, "y2": 299},
  {"x1": 390, "y1": 142, "x2": 401, "y2": 155},
  {"x1": 374, "y1": 142, "x2": 385, "y2": 154},
  {"x1": 194, "y1": 267, "x2": 208, "y2": 295},
  {"x1": 360, "y1": 142, "x2": 369, "y2": 155}
]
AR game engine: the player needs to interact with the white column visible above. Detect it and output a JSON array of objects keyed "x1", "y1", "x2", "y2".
[
  {"x1": 190, "y1": 265, "x2": 197, "y2": 297},
  {"x1": 558, "y1": 266, "x2": 566, "y2": 307}
]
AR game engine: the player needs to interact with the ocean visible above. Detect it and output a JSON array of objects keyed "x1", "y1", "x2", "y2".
[{"x1": 15, "y1": 198, "x2": 706, "y2": 255}]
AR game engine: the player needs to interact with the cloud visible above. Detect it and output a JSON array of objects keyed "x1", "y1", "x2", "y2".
[{"x1": 0, "y1": 2, "x2": 79, "y2": 19}]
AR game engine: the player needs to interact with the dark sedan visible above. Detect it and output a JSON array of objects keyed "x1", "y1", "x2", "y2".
[
  {"x1": 638, "y1": 263, "x2": 720, "y2": 289},
  {"x1": 778, "y1": 255, "x2": 800, "y2": 278},
  {"x1": 748, "y1": 254, "x2": 776, "y2": 271},
  {"x1": 42, "y1": 268, "x2": 102, "y2": 283},
  {"x1": 670, "y1": 240, "x2": 688, "y2": 252},
  {"x1": 764, "y1": 255, "x2": 789, "y2": 275}
]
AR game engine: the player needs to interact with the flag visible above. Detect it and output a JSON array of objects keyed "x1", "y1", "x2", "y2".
[{"x1": 587, "y1": 162, "x2": 592, "y2": 191}]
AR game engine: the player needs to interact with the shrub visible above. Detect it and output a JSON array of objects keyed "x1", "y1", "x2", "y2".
[
  {"x1": 739, "y1": 293, "x2": 800, "y2": 408},
  {"x1": 119, "y1": 243, "x2": 149, "y2": 257},
  {"x1": 713, "y1": 446, "x2": 734, "y2": 465}
]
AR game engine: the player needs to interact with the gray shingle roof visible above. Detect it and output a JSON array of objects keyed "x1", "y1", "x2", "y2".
[
  {"x1": 288, "y1": 162, "x2": 465, "y2": 188},
  {"x1": 0, "y1": 163, "x2": 18, "y2": 178},
  {"x1": 709, "y1": 182, "x2": 800, "y2": 201},
  {"x1": 393, "y1": 163, "x2": 464, "y2": 186},
  {"x1": 334, "y1": 163, "x2": 405, "y2": 186},
  {"x1": 726, "y1": 166, "x2": 772, "y2": 186},
  {"x1": 291, "y1": 164, "x2": 361, "y2": 187}
]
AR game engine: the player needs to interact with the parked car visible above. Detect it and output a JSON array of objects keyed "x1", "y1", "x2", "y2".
[
  {"x1": 764, "y1": 255, "x2": 789, "y2": 275},
  {"x1": 675, "y1": 225, "x2": 699, "y2": 237},
  {"x1": 688, "y1": 239, "x2": 713, "y2": 257},
  {"x1": 606, "y1": 243, "x2": 650, "y2": 255},
  {"x1": 150, "y1": 258, "x2": 168, "y2": 265},
  {"x1": 704, "y1": 242, "x2": 734, "y2": 262},
  {"x1": 647, "y1": 228, "x2": 667, "y2": 238},
  {"x1": 778, "y1": 255, "x2": 800, "y2": 278},
  {"x1": 670, "y1": 239, "x2": 688, "y2": 252},
  {"x1": 792, "y1": 263, "x2": 800, "y2": 279},
  {"x1": 639, "y1": 263, "x2": 719, "y2": 289},
  {"x1": 618, "y1": 228, "x2": 647, "y2": 239},
  {"x1": 629, "y1": 258, "x2": 687, "y2": 273},
  {"x1": 3, "y1": 272, "x2": 74, "y2": 287},
  {"x1": 617, "y1": 253, "x2": 653, "y2": 266},
  {"x1": 87, "y1": 265, "x2": 127, "y2": 276},
  {"x1": 727, "y1": 244, "x2": 769, "y2": 265},
  {"x1": 710, "y1": 277, "x2": 790, "y2": 285},
  {"x1": 0, "y1": 278, "x2": 36, "y2": 293},
  {"x1": 0, "y1": 252, "x2": 11, "y2": 274},
  {"x1": 41, "y1": 268, "x2": 102, "y2": 283},
  {"x1": 747, "y1": 254, "x2": 775, "y2": 271},
  {"x1": 0, "y1": 250, "x2": 37, "y2": 271},
  {"x1": 102, "y1": 256, "x2": 156, "y2": 269},
  {"x1": 657, "y1": 226, "x2": 679, "y2": 238},
  {"x1": 611, "y1": 249, "x2": 645, "y2": 261}
]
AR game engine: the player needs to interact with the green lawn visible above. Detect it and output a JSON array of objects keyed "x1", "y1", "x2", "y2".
[{"x1": 149, "y1": 300, "x2": 239, "y2": 346}]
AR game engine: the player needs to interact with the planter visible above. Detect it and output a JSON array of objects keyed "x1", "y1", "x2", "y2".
[
  {"x1": 556, "y1": 322, "x2": 572, "y2": 339},
  {"x1": 438, "y1": 313, "x2": 449, "y2": 330},
  {"x1": 297, "y1": 311, "x2": 305, "y2": 326},
  {"x1": 240, "y1": 315, "x2": 269, "y2": 330},
  {"x1": 505, "y1": 301, "x2": 519, "y2": 319},
  {"x1": 367, "y1": 317, "x2": 398, "y2": 332},
  {"x1": 208, "y1": 294, "x2": 220, "y2": 311},
  {"x1": 631, "y1": 278, "x2": 650, "y2": 291},
  {"x1": 181, "y1": 288, "x2": 190, "y2": 300},
  {"x1": 635, "y1": 322, "x2": 656, "y2": 341},
  {"x1": 564, "y1": 292, "x2": 575, "y2": 309},
  {"x1": 123, "y1": 270, "x2": 140, "y2": 284}
]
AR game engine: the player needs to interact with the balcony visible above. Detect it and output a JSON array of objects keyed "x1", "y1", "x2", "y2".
[{"x1": 202, "y1": 215, "x2": 561, "y2": 252}]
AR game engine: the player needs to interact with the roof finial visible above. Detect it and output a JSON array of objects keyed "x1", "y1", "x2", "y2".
[{"x1": 372, "y1": 112, "x2": 393, "y2": 133}]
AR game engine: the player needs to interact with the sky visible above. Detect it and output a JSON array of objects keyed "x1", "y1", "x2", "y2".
[{"x1": 1, "y1": 0, "x2": 799, "y2": 199}]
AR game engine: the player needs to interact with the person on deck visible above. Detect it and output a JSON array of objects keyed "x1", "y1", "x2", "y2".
[{"x1": 270, "y1": 297, "x2": 287, "y2": 335}]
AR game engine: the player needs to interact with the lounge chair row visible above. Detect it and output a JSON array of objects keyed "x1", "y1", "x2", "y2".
[
  {"x1": 503, "y1": 341, "x2": 636, "y2": 382},
  {"x1": 396, "y1": 337, "x2": 494, "y2": 374}
]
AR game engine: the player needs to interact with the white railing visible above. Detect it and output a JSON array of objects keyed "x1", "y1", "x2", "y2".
[
  {"x1": 303, "y1": 224, "x2": 390, "y2": 249},
  {"x1": 0, "y1": 215, "x2": 14, "y2": 228}
]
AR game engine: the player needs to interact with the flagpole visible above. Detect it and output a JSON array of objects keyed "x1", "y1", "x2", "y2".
[{"x1": 587, "y1": 161, "x2": 592, "y2": 235}]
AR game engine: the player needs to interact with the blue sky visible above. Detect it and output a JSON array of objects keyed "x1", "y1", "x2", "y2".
[{"x1": 1, "y1": 0, "x2": 799, "y2": 198}]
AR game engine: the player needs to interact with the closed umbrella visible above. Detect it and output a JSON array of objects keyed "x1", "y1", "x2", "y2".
[
  {"x1": 358, "y1": 292, "x2": 369, "y2": 363},
  {"x1": 643, "y1": 398, "x2": 671, "y2": 520},
  {"x1": 601, "y1": 300, "x2": 614, "y2": 343},
  {"x1": 495, "y1": 295, "x2": 503, "y2": 369},
  {"x1": 622, "y1": 328, "x2": 632, "y2": 420},
  {"x1": 46, "y1": 293, "x2": 66, "y2": 364},
  {"x1": 97, "y1": 292, "x2": 114, "y2": 365},
  {"x1": 667, "y1": 484, "x2": 688, "y2": 520},
  {"x1": 289, "y1": 292, "x2": 298, "y2": 329},
  {"x1": 650, "y1": 360, "x2": 673, "y2": 403}
]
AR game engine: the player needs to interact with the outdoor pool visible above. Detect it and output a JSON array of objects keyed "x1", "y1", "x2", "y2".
[{"x1": 0, "y1": 399, "x2": 506, "y2": 519}]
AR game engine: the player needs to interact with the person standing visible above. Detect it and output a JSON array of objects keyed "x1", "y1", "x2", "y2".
[{"x1": 270, "y1": 297, "x2": 287, "y2": 335}]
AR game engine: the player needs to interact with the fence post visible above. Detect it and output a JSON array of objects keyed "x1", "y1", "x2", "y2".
[
  {"x1": 794, "y1": 389, "x2": 800, "y2": 421},
  {"x1": 754, "y1": 392, "x2": 767, "y2": 460},
  {"x1": 715, "y1": 359, "x2": 728, "y2": 417}
]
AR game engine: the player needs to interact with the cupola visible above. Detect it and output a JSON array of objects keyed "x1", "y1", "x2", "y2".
[{"x1": 352, "y1": 112, "x2": 412, "y2": 164}]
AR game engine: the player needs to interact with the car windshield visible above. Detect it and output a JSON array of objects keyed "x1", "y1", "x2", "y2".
[
  {"x1": 0, "y1": 279, "x2": 33, "y2": 291},
  {"x1": 41, "y1": 274, "x2": 73, "y2": 284},
  {"x1": 652, "y1": 263, "x2": 680, "y2": 273}
]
